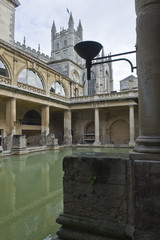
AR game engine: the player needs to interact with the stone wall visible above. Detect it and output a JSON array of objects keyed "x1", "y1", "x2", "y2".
[
  {"x1": 72, "y1": 107, "x2": 139, "y2": 145},
  {"x1": 55, "y1": 153, "x2": 134, "y2": 240},
  {"x1": 133, "y1": 159, "x2": 160, "y2": 239}
]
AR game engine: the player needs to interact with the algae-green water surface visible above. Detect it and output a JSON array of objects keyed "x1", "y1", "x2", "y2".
[{"x1": 0, "y1": 147, "x2": 131, "y2": 240}]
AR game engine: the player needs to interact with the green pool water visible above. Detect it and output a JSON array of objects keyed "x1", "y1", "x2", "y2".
[{"x1": 0, "y1": 147, "x2": 131, "y2": 240}]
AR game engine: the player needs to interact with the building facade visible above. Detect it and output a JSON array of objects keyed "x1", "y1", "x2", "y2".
[{"x1": 0, "y1": 0, "x2": 138, "y2": 152}]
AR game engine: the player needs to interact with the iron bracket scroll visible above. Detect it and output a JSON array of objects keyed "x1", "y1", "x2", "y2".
[{"x1": 92, "y1": 50, "x2": 137, "y2": 73}]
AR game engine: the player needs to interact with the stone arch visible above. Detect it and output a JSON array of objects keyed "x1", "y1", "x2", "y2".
[
  {"x1": 110, "y1": 119, "x2": 129, "y2": 144},
  {"x1": 22, "y1": 110, "x2": 41, "y2": 125},
  {"x1": 17, "y1": 68, "x2": 45, "y2": 90},
  {"x1": 72, "y1": 69, "x2": 80, "y2": 83},
  {"x1": 50, "y1": 81, "x2": 67, "y2": 97},
  {"x1": 0, "y1": 56, "x2": 11, "y2": 78},
  {"x1": 84, "y1": 121, "x2": 95, "y2": 134}
]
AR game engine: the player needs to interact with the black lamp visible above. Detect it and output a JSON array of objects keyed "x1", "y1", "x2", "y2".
[
  {"x1": 74, "y1": 41, "x2": 137, "y2": 80},
  {"x1": 74, "y1": 41, "x2": 103, "y2": 80}
]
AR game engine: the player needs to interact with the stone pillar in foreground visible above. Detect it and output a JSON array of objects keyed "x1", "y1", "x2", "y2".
[
  {"x1": 134, "y1": 0, "x2": 160, "y2": 153},
  {"x1": 129, "y1": 105, "x2": 135, "y2": 147},
  {"x1": 93, "y1": 108, "x2": 101, "y2": 146},
  {"x1": 130, "y1": 1, "x2": 160, "y2": 239},
  {"x1": 63, "y1": 109, "x2": 72, "y2": 145},
  {"x1": 54, "y1": 153, "x2": 133, "y2": 240}
]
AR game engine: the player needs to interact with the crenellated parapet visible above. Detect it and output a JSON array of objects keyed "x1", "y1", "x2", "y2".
[{"x1": 15, "y1": 42, "x2": 51, "y2": 63}]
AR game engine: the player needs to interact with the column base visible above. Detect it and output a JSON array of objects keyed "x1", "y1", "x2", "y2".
[
  {"x1": 129, "y1": 141, "x2": 135, "y2": 148},
  {"x1": 63, "y1": 136, "x2": 72, "y2": 146},
  {"x1": 12, "y1": 135, "x2": 28, "y2": 155},
  {"x1": 53, "y1": 214, "x2": 133, "y2": 240},
  {"x1": 93, "y1": 140, "x2": 101, "y2": 146},
  {"x1": 134, "y1": 136, "x2": 160, "y2": 153}
]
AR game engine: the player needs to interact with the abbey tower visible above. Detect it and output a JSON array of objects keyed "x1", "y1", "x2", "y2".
[{"x1": 49, "y1": 13, "x2": 113, "y2": 96}]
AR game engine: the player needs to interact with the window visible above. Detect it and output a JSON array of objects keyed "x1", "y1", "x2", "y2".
[
  {"x1": 56, "y1": 42, "x2": 59, "y2": 50},
  {"x1": 72, "y1": 70, "x2": 79, "y2": 83},
  {"x1": 88, "y1": 72, "x2": 96, "y2": 95},
  {"x1": 22, "y1": 110, "x2": 41, "y2": 125},
  {"x1": 50, "y1": 81, "x2": 66, "y2": 96},
  {"x1": 0, "y1": 59, "x2": 9, "y2": 77},
  {"x1": 18, "y1": 69, "x2": 44, "y2": 89},
  {"x1": 64, "y1": 40, "x2": 67, "y2": 47},
  {"x1": 123, "y1": 82, "x2": 128, "y2": 89}
]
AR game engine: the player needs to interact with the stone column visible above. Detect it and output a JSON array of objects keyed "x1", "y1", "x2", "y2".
[
  {"x1": 129, "y1": 105, "x2": 135, "y2": 147},
  {"x1": 63, "y1": 109, "x2": 72, "y2": 145},
  {"x1": 134, "y1": 0, "x2": 160, "y2": 153},
  {"x1": 93, "y1": 108, "x2": 101, "y2": 145},
  {"x1": 41, "y1": 105, "x2": 49, "y2": 136},
  {"x1": 6, "y1": 98, "x2": 16, "y2": 135},
  {"x1": 130, "y1": 1, "x2": 160, "y2": 239}
]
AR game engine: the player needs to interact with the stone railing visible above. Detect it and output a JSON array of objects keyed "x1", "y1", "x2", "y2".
[
  {"x1": 50, "y1": 91, "x2": 69, "y2": 103},
  {"x1": 0, "y1": 76, "x2": 11, "y2": 86},
  {"x1": 17, "y1": 82, "x2": 46, "y2": 95},
  {"x1": 70, "y1": 90, "x2": 138, "y2": 104}
]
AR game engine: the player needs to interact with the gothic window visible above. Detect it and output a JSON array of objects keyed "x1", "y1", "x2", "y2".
[
  {"x1": 55, "y1": 52, "x2": 60, "y2": 60},
  {"x1": 50, "y1": 81, "x2": 66, "y2": 96},
  {"x1": 56, "y1": 42, "x2": 59, "y2": 50},
  {"x1": 18, "y1": 69, "x2": 44, "y2": 89},
  {"x1": 88, "y1": 71, "x2": 96, "y2": 95},
  {"x1": 63, "y1": 50, "x2": 67, "y2": 58},
  {"x1": 0, "y1": 59, "x2": 9, "y2": 77},
  {"x1": 22, "y1": 110, "x2": 41, "y2": 125},
  {"x1": 64, "y1": 40, "x2": 67, "y2": 47},
  {"x1": 72, "y1": 70, "x2": 80, "y2": 83}
]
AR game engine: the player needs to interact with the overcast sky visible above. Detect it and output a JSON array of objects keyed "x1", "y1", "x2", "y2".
[{"x1": 15, "y1": 0, "x2": 137, "y2": 91}]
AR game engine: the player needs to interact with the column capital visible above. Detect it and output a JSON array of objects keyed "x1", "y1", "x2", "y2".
[{"x1": 135, "y1": 0, "x2": 160, "y2": 14}]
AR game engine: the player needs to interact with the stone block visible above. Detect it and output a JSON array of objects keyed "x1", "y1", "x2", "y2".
[
  {"x1": 12, "y1": 135, "x2": 28, "y2": 155},
  {"x1": 55, "y1": 153, "x2": 133, "y2": 240},
  {"x1": 133, "y1": 160, "x2": 160, "y2": 239}
]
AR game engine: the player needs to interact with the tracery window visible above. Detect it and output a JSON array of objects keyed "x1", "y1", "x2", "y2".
[
  {"x1": 88, "y1": 71, "x2": 96, "y2": 95},
  {"x1": 0, "y1": 59, "x2": 9, "y2": 77},
  {"x1": 64, "y1": 39, "x2": 67, "y2": 47},
  {"x1": 50, "y1": 81, "x2": 66, "y2": 96},
  {"x1": 18, "y1": 69, "x2": 44, "y2": 89},
  {"x1": 72, "y1": 70, "x2": 79, "y2": 83}
]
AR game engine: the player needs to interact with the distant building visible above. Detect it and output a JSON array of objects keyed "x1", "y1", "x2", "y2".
[{"x1": 120, "y1": 75, "x2": 138, "y2": 91}]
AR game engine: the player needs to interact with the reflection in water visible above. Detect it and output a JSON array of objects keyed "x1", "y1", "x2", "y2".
[{"x1": 0, "y1": 147, "x2": 130, "y2": 240}]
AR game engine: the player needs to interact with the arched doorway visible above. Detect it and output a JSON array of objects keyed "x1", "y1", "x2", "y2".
[
  {"x1": 110, "y1": 120, "x2": 129, "y2": 145},
  {"x1": 22, "y1": 110, "x2": 41, "y2": 146},
  {"x1": 83, "y1": 121, "x2": 95, "y2": 143}
]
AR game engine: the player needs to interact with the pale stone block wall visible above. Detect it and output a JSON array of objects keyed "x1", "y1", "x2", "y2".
[{"x1": 0, "y1": 0, "x2": 15, "y2": 43}]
